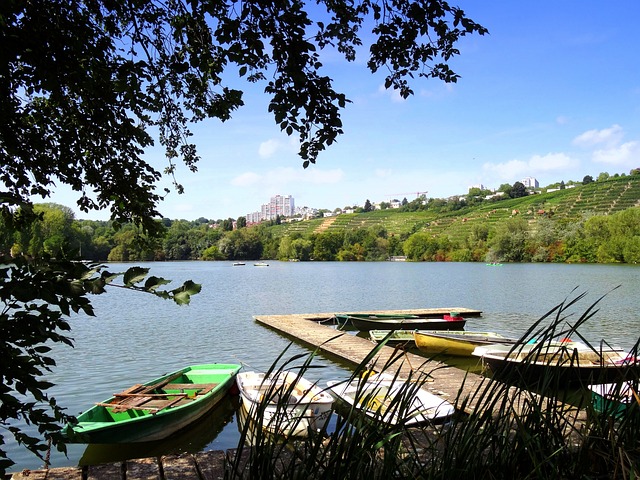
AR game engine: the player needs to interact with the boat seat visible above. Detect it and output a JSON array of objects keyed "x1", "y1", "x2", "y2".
[{"x1": 164, "y1": 383, "x2": 219, "y2": 395}]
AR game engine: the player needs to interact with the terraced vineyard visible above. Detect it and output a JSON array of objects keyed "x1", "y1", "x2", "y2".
[{"x1": 270, "y1": 176, "x2": 640, "y2": 241}]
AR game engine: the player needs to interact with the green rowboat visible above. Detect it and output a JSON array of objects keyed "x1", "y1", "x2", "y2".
[{"x1": 65, "y1": 363, "x2": 241, "y2": 443}]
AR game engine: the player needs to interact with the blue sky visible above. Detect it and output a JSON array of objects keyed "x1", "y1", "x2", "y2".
[{"x1": 52, "y1": 1, "x2": 640, "y2": 221}]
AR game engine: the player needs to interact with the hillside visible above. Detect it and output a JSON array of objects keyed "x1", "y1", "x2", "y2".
[{"x1": 269, "y1": 176, "x2": 640, "y2": 241}]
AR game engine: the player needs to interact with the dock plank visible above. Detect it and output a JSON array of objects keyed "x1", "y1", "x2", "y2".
[{"x1": 162, "y1": 454, "x2": 199, "y2": 480}]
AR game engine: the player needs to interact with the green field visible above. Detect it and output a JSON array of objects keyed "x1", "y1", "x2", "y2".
[{"x1": 269, "y1": 176, "x2": 640, "y2": 240}]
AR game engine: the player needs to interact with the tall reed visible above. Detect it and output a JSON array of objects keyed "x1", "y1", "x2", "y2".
[{"x1": 226, "y1": 293, "x2": 640, "y2": 479}]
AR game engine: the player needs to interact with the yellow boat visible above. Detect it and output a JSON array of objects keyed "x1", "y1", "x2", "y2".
[{"x1": 414, "y1": 330, "x2": 517, "y2": 357}]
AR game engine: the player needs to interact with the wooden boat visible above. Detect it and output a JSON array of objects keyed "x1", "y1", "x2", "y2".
[
  {"x1": 236, "y1": 370, "x2": 334, "y2": 438},
  {"x1": 369, "y1": 329, "x2": 416, "y2": 346},
  {"x1": 588, "y1": 381, "x2": 639, "y2": 417},
  {"x1": 339, "y1": 313, "x2": 466, "y2": 332},
  {"x1": 65, "y1": 363, "x2": 242, "y2": 443},
  {"x1": 327, "y1": 373, "x2": 455, "y2": 426},
  {"x1": 473, "y1": 344, "x2": 639, "y2": 386},
  {"x1": 414, "y1": 330, "x2": 518, "y2": 357},
  {"x1": 472, "y1": 338, "x2": 588, "y2": 357}
]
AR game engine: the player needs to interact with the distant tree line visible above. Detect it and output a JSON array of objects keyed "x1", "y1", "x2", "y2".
[{"x1": 3, "y1": 201, "x2": 639, "y2": 265}]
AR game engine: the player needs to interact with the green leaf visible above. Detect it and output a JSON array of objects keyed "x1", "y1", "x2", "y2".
[
  {"x1": 123, "y1": 267, "x2": 150, "y2": 286},
  {"x1": 144, "y1": 276, "x2": 171, "y2": 292}
]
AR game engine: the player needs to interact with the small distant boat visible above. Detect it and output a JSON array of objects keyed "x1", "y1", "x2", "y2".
[
  {"x1": 414, "y1": 330, "x2": 518, "y2": 357},
  {"x1": 254, "y1": 262, "x2": 269, "y2": 267},
  {"x1": 339, "y1": 313, "x2": 466, "y2": 332},
  {"x1": 369, "y1": 329, "x2": 416, "y2": 346},
  {"x1": 236, "y1": 370, "x2": 334, "y2": 438},
  {"x1": 485, "y1": 262, "x2": 503, "y2": 266},
  {"x1": 588, "y1": 381, "x2": 639, "y2": 417},
  {"x1": 327, "y1": 373, "x2": 455, "y2": 426},
  {"x1": 233, "y1": 262, "x2": 246, "y2": 266},
  {"x1": 64, "y1": 364, "x2": 241, "y2": 443},
  {"x1": 473, "y1": 344, "x2": 638, "y2": 386}
]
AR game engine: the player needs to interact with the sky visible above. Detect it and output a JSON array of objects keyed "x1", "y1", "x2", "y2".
[{"x1": 47, "y1": 1, "x2": 640, "y2": 221}]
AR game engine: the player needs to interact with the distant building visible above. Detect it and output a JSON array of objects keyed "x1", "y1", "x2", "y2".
[
  {"x1": 246, "y1": 194, "x2": 295, "y2": 223},
  {"x1": 521, "y1": 177, "x2": 539, "y2": 188}
]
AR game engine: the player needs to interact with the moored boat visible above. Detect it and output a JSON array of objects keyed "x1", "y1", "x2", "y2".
[
  {"x1": 473, "y1": 344, "x2": 638, "y2": 386},
  {"x1": 253, "y1": 262, "x2": 269, "y2": 267},
  {"x1": 65, "y1": 363, "x2": 241, "y2": 443},
  {"x1": 414, "y1": 330, "x2": 518, "y2": 357},
  {"x1": 327, "y1": 373, "x2": 455, "y2": 426},
  {"x1": 236, "y1": 370, "x2": 334, "y2": 438},
  {"x1": 588, "y1": 381, "x2": 639, "y2": 417},
  {"x1": 368, "y1": 329, "x2": 416, "y2": 346},
  {"x1": 341, "y1": 313, "x2": 466, "y2": 332}
]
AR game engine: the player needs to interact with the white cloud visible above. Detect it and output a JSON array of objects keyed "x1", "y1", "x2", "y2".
[
  {"x1": 231, "y1": 172, "x2": 261, "y2": 186},
  {"x1": 377, "y1": 84, "x2": 406, "y2": 103},
  {"x1": 572, "y1": 124, "x2": 624, "y2": 148},
  {"x1": 482, "y1": 153, "x2": 578, "y2": 181},
  {"x1": 230, "y1": 167, "x2": 344, "y2": 189},
  {"x1": 258, "y1": 137, "x2": 299, "y2": 158},
  {"x1": 592, "y1": 141, "x2": 640, "y2": 166},
  {"x1": 374, "y1": 168, "x2": 393, "y2": 178}
]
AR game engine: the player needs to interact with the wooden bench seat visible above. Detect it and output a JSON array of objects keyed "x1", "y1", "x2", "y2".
[{"x1": 164, "y1": 383, "x2": 219, "y2": 395}]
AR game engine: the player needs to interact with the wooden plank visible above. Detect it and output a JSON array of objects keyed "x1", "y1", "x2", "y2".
[
  {"x1": 114, "y1": 393, "x2": 188, "y2": 398},
  {"x1": 95, "y1": 402, "x2": 160, "y2": 413},
  {"x1": 162, "y1": 454, "x2": 199, "y2": 480},
  {"x1": 125, "y1": 457, "x2": 160, "y2": 480},
  {"x1": 39, "y1": 467, "x2": 82, "y2": 480},
  {"x1": 194, "y1": 451, "x2": 226, "y2": 480},
  {"x1": 165, "y1": 383, "x2": 219, "y2": 394},
  {"x1": 86, "y1": 462, "x2": 122, "y2": 480},
  {"x1": 9, "y1": 470, "x2": 48, "y2": 480}
]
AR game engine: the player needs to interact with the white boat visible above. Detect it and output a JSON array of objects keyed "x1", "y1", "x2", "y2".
[
  {"x1": 327, "y1": 373, "x2": 455, "y2": 426},
  {"x1": 472, "y1": 338, "x2": 589, "y2": 358},
  {"x1": 236, "y1": 371, "x2": 334, "y2": 438},
  {"x1": 253, "y1": 262, "x2": 269, "y2": 267},
  {"x1": 473, "y1": 343, "x2": 635, "y2": 386}
]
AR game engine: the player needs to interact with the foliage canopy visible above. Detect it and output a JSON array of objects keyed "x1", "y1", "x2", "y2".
[{"x1": 0, "y1": 0, "x2": 487, "y2": 471}]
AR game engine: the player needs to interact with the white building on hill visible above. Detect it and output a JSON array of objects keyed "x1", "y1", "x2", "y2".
[{"x1": 521, "y1": 177, "x2": 539, "y2": 188}]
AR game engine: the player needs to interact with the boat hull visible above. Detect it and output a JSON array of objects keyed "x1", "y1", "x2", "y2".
[
  {"x1": 477, "y1": 348, "x2": 639, "y2": 387},
  {"x1": 346, "y1": 315, "x2": 466, "y2": 332},
  {"x1": 589, "y1": 382, "x2": 638, "y2": 417},
  {"x1": 236, "y1": 371, "x2": 334, "y2": 438},
  {"x1": 65, "y1": 364, "x2": 241, "y2": 443},
  {"x1": 327, "y1": 373, "x2": 455, "y2": 426},
  {"x1": 368, "y1": 330, "x2": 416, "y2": 346},
  {"x1": 414, "y1": 331, "x2": 516, "y2": 357}
]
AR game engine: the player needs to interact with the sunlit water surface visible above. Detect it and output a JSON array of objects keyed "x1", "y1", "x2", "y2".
[{"x1": 5, "y1": 261, "x2": 639, "y2": 471}]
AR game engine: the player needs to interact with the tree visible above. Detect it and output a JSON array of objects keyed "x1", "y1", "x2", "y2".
[
  {"x1": 582, "y1": 175, "x2": 594, "y2": 185},
  {"x1": 510, "y1": 181, "x2": 528, "y2": 198},
  {"x1": 1, "y1": 0, "x2": 487, "y2": 469},
  {"x1": 363, "y1": 199, "x2": 373, "y2": 212}
]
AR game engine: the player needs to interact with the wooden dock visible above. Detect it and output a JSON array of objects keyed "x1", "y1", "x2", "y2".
[
  {"x1": 253, "y1": 308, "x2": 487, "y2": 405},
  {"x1": 7, "y1": 308, "x2": 486, "y2": 480}
]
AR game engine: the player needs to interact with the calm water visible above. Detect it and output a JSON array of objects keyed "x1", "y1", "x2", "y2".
[{"x1": 6, "y1": 261, "x2": 640, "y2": 471}]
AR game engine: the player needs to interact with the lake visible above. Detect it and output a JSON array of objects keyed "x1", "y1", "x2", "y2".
[{"x1": 5, "y1": 261, "x2": 639, "y2": 471}]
